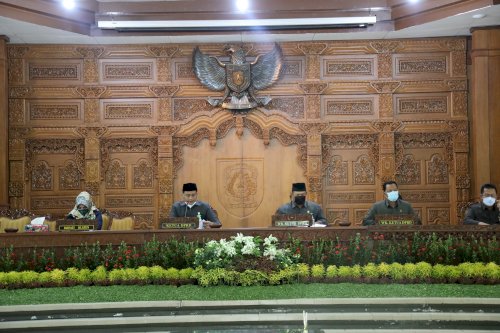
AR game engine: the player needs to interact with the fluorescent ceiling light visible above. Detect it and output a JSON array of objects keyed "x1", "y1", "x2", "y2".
[{"x1": 97, "y1": 17, "x2": 376, "y2": 29}]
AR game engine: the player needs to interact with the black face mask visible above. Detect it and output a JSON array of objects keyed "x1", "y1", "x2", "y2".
[{"x1": 294, "y1": 196, "x2": 306, "y2": 206}]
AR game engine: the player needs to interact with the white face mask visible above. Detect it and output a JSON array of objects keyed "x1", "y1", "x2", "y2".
[
  {"x1": 386, "y1": 190, "x2": 399, "y2": 202},
  {"x1": 482, "y1": 197, "x2": 496, "y2": 207}
]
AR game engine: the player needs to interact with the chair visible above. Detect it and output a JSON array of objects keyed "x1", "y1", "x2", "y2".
[
  {"x1": 0, "y1": 209, "x2": 34, "y2": 233},
  {"x1": 104, "y1": 210, "x2": 135, "y2": 231}
]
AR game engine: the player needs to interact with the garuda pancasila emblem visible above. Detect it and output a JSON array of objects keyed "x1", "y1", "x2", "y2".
[{"x1": 193, "y1": 44, "x2": 283, "y2": 110}]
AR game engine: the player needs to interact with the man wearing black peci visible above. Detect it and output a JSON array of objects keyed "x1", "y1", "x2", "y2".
[
  {"x1": 169, "y1": 183, "x2": 221, "y2": 228},
  {"x1": 275, "y1": 182, "x2": 327, "y2": 226},
  {"x1": 362, "y1": 180, "x2": 420, "y2": 226}
]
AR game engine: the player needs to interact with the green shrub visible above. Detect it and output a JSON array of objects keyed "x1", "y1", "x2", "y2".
[
  {"x1": 238, "y1": 270, "x2": 268, "y2": 286},
  {"x1": 296, "y1": 263, "x2": 309, "y2": 278},
  {"x1": 136, "y1": 266, "x2": 150, "y2": 281},
  {"x1": 38, "y1": 271, "x2": 52, "y2": 284},
  {"x1": 484, "y1": 262, "x2": 500, "y2": 280},
  {"x1": 311, "y1": 264, "x2": 325, "y2": 278},
  {"x1": 325, "y1": 265, "x2": 338, "y2": 278},
  {"x1": 445, "y1": 265, "x2": 461, "y2": 280},
  {"x1": 377, "y1": 263, "x2": 391, "y2": 278},
  {"x1": 269, "y1": 267, "x2": 297, "y2": 285},
  {"x1": 415, "y1": 262, "x2": 432, "y2": 279},
  {"x1": 123, "y1": 268, "x2": 138, "y2": 281},
  {"x1": 149, "y1": 266, "x2": 167, "y2": 280},
  {"x1": 222, "y1": 270, "x2": 239, "y2": 286},
  {"x1": 164, "y1": 268, "x2": 180, "y2": 280},
  {"x1": 197, "y1": 268, "x2": 227, "y2": 287},
  {"x1": 108, "y1": 269, "x2": 126, "y2": 282},
  {"x1": 458, "y1": 262, "x2": 477, "y2": 279},
  {"x1": 389, "y1": 263, "x2": 404, "y2": 281},
  {"x1": 337, "y1": 266, "x2": 352, "y2": 278},
  {"x1": 66, "y1": 268, "x2": 80, "y2": 282},
  {"x1": 90, "y1": 266, "x2": 107, "y2": 283},
  {"x1": 179, "y1": 268, "x2": 194, "y2": 280},
  {"x1": 403, "y1": 263, "x2": 418, "y2": 280},
  {"x1": 431, "y1": 264, "x2": 447, "y2": 279},
  {"x1": 351, "y1": 265, "x2": 362, "y2": 278},
  {"x1": 49, "y1": 269, "x2": 66, "y2": 284},
  {"x1": 20, "y1": 271, "x2": 39, "y2": 285},
  {"x1": 362, "y1": 263, "x2": 379, "y2": 279}
]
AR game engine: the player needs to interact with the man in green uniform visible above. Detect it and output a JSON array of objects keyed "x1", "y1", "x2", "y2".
[{"x1": 362, "y1": 180, "x2": 420, "y2": 226}]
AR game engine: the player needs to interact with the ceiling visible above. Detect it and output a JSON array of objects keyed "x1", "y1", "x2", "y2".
[{"x1": 0, "y1": 0, "x2": 499, "y2": 44}]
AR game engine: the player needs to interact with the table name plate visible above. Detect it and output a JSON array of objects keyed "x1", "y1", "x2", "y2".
[
  {"x1": 160, "y1": 217, "x2": 198, "y2": 229},
  {"x1": 272, "y1": 214, "x2": 312, "y2": 227},
  {"x1": 375, "y1": 214, "x2": 415, "y2": 225},
  {"x1": 56, "y1": 219, "x2": 97, "y2": 231}
]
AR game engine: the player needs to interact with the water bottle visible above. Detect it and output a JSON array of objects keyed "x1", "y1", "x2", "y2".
[{"x1": 197, "y1": 212, "x2": 204, "y2": 229}]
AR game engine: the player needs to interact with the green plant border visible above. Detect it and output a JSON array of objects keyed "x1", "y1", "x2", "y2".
[{"x1": 1, "y1": 262, "x2": 499, "y2": 289}]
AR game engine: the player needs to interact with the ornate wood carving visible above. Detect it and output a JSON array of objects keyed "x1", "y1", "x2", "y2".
[
  {"x1": 322, "y1": 134, "x2": 379, "y2": 176},
  {"x1": 353, "y1": 155, "x2": 376, "y2": 185},
  {"x1": 100, "y1": 138, "x2": 158, "y2": 178},
  {"x1": 397, "y1": 154, "x2": 421, "y2": 185},
  {"x1": 25, "y1": 139, "x2": 85, "y2": 181},
  {"x1": 8, "y1": 58, "x2": 23, "y2": 84},
  {"x1": 6, "y1": 37, "x2": 470, "y2": 226},
  {"x1": 395, "y1": 132, "x2": 453, "y2": 179}
]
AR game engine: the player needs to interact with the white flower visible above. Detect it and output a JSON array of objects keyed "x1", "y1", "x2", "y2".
[
  {"x1": 242, "y1": 236, "x2": 255, "y2": 245},
  {"x1": 241, "y1": 242, "x2": 256, "y2": 255},
  {"x1": 264, "y1": 246, "x2": 277, "y2": 260},
  {"x1": 264, "y1": 234, "x2": 278, "y2": 246},
  {"x1": 222, "y1": 240, "x2": 237, "y2": 257},
  {"x1": 233, "y1": 233, "x2": 246, "y2": 243}
]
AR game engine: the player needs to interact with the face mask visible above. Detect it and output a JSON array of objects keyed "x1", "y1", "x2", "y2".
[
  {"x1": 294, "y1": 196, "x2": 306, "y2": 206},
  {"x1": 386, "y1": 191, "x2": 399, "y2": 202},
  {"x1": 483, "y1": 197, "x2": 496, "y2": 207},
  {"x1": 78, "y1": 209, "x2": 89, "y2": 216}
]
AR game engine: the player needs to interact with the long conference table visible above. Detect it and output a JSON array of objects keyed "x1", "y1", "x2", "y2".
[{"x1": 1, "y1": 225, "x2": 499, "y2": 255}]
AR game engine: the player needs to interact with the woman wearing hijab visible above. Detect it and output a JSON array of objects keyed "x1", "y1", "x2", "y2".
[{"x1": 67, "y1": 191, "x2": 103, "y2": 230}]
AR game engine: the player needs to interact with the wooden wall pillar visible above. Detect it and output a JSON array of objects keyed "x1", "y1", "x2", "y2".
[
  {"x1": 0, "y1": 36, "x2": 9, "y2": 208},
  {"x1": 470, "y1": 27, "x2": 500, "y2": 196}
]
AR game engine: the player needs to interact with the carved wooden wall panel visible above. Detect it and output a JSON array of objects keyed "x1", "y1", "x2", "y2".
[{"x1": 7, "y1": 38, "x2": 469, "y2": 226}]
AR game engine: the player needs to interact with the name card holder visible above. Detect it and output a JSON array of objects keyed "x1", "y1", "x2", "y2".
[
  {"x1": 160, "y1": 217, "x2": 198, "y2": 229},
  {"x1": 375, "y1": 214, "x2": 415, "y2": 225},
  {"x1": 272, "y1": 214, "x2": 312, "y2": 227},
  {"x1": 56, "y1": 219, "x2": 97, "y2": 231}
]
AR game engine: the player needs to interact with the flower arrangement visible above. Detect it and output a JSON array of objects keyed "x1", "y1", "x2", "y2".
[{"x1": 193, "y1": 233, "x2": 299, "y2": 271}]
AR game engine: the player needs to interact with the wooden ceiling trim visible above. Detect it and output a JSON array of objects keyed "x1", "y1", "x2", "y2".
[
  {"x1": 97, "y1": 0, "x2": 388, "y2": 14},
  {"x1": 0, "y1": 4, "x2": 93, "y2": 35},
  {"x1": 392, "y1": 0, "x2": 494, "y2": 30}
]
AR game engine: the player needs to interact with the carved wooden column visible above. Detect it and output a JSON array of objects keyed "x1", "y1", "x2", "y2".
[
  {"x1": 0, "y1": 36, "x2": 8, "y2": 207},
  {"x1": 300, "y1": 123, "x2": 328, "y2": 205},
  {"x1": 8, "y1": 128, "x2": 28, "y2": 209},
  {"x1": 448, "y1": 120, "x2": 470, "y2": 221},
  {"x1": 299, "y1": 83, "x2": 327, "y2": 120},
  {"x1": 149, "y1": 46, "x2": 178, "y2": 83},
  {"x1": 152, "y1": 126, "x2": 178, "y2": 221},
  {"x1": 470, "y1": 27, "x2": 500, "y2": 194},
  {"x1": 372, "y1": 121, "x2": 402, "y2": 191},
  {"x1": 77, "y1": 128, "x2": 106, "y2": 206}
]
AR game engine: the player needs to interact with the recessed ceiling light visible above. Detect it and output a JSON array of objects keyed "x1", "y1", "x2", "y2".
[
  {"x1": 472, "y1": 13, "x2": 486, "y2": 19},
  {"x1": 409, "y1": 0, "x2": 419, "y2": 3},
  {"x1": 62, "y1": 0, "x2": 75, "y2": 10},
  {"x1": 236, "y1": 0, "x2": 249, "y2": 12}
]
